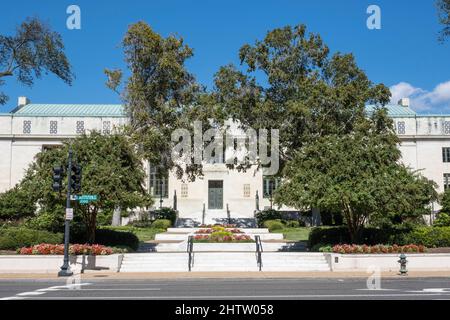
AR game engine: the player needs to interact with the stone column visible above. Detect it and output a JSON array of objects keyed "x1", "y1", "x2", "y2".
[{"x1": 111, "y1": 206, "x2": 121, "y2": 226}]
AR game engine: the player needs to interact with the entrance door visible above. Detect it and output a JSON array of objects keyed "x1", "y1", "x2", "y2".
[{"x1": 208, "y1": 180, "x2": 223, "y2": 209}]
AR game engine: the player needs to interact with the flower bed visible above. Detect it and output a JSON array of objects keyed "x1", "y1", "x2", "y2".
[
  {"x1": 193, "y1": 234, "x2": 254, "y2": 243},
  {"x1": 332, "y1": 244, "x2": 427, "y2": 254},
  {"x1": 195, "y1": 228, "x2": 242, "y2": 234},
  {"x1": 18, "y1": 243, "x2": 116, "y2": 255}
]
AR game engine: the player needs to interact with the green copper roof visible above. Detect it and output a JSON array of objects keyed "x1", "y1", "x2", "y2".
[
  {"x1": 365, "y1": 104, "x2": 417, "y2": 117},
  {"x1": 12, "y1": 104, "x2": 126, "y2": 117}
]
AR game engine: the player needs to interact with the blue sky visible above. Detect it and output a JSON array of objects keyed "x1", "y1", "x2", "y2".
[{"x1": 0, "y1": 0, "x2": 449, "y2": 113}]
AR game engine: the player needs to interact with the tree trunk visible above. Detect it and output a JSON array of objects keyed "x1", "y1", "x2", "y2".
[{"x1": 86, "y1": 208, "x2": 97, "y2": 244}]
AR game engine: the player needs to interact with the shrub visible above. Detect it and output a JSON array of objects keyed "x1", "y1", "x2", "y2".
[
  {"x1": 255, "y1": 209, "x2": 282, "y2": 227},
  {"x1": 0, "y1": 186, "x2": 36, "y2": 221},
  {"x1": 151, "y1": 219, "x2": 172, "y2": 230},
  {"x1": 151, "y1": 207, "x2": 177, "y2": 225},
  {"x1": 24, "y1": 210, "x2": 65, "y2": 233},
  {"x1": 286, "y1": 220, "x2": 300, "y2": 228},
  {"x1": 319, "y1": 245, "x2": 333, "y2": 252},
  {"x1": 434, "y1": 213, "x2": 450, "y2": 227},
  {"x1": 402, "y1": 227, "x2": 450, "y2": 247},
  {"x1": 0, "y1": 227, "x2": 62, "y2": 250},
  {"x1": 263, "y1": 220, "x2": 284, "y2": 232}
]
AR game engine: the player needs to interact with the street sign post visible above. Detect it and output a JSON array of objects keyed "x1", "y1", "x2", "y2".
[{"x1": 76, "y1": 195, "x2": 98, "y2": 204}]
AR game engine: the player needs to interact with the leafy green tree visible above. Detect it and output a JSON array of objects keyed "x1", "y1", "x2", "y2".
[
  {"x1": 211, "y1": 24, "x2": 391, "y2": 172},
  {"x1": 0, "y1": 186, "x2": 36, "y2": 221},
  {"x1": 275, "y1": 110, "x2": 437, "y2": 242},
  {"x1": 22, "y1": 131, "x2": 152, "y2": 243},
  {"x1": 105, "y1": 22, "x2": 208, "y2": 179},
  {"x1": 437, "y1": 0, "x2": 450, "y2": 42},
  {"x1": 440, "y1": 188, "x2": 450, "y2": 213},
  {"x1": 0, "y1": 17, "x2": 73, "y2": 105}
]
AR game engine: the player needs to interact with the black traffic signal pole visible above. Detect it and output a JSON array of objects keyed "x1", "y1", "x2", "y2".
[{"x1": 58, "y1": 147, "x2": 74, "y2": 277}]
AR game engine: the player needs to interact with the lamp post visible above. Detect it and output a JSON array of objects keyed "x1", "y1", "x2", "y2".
[{"x1": 58, "y1": 147, "x2": 73, "y2": 277}]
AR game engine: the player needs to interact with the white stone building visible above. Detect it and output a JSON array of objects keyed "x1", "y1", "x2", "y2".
[{"x1": 0, "y1": 97, "x2": 448, "y2": 224}]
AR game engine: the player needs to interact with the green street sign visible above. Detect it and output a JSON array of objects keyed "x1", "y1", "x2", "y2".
[
  {"x1": 78, "y1": 195, "x2": 98, "y2": 201},
  {"x1": 76, "y1": 195, "x2": 98, "y2": 204}
]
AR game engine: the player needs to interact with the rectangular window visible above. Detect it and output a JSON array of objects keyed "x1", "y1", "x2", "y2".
[
  {"x1": 443, "y1": 148, "x2": 450, "y2": 163},
  {"x1": 181, "y1": 183, "x2": 188, "y2": 198},
  {"x1": 263, "y1": 176, "x2": 280, "y2": 198},
  {"x1": 102, "y1": 121, "x2": 111, "y2": 135},
  {"x1": 149, "y1": 165, "x2": 169, "y2": 198},
  {"x1": 445, "y1": 174, "x2": 450, "y2": 190},
  {"x1": 243, "y1": 184, "x2": 251, "y2": 198},
  {"x1": 49, "y1": 121, "x2": 58, "y2": 134},
  {"x1": 76, "y1": 121, "x2": 85, "y2": 134},
  {"x1": 444, "y1": 121, "x2": 450, "y2": 135},
  {"x1": 397, "y1": 121, "x2": 406, "y2": 135},
  {"x1": 23, "y1": 120, "x2": 31, "y2": 134}
]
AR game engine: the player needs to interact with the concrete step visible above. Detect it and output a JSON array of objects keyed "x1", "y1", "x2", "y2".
[{"x1": 119, "y1": 252, "x2": 331, "y2": 272}]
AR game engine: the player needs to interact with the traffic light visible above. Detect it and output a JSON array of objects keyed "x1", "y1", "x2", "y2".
[
  {"x1": 52, "y1": 165, "x2": 64, "y2": 192},
  {"x1": 70, "y1": 164, "x2": 82, "y2": 193}
]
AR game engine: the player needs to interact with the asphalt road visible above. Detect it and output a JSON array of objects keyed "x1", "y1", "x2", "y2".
[{"x1": 1, "y1": 277, "x2": 450, "y2": 300}]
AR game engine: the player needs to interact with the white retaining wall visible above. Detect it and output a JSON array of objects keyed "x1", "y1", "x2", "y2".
[
  {"x1": 328, "y1": 253, "x2": 450, "y2": 272},
  {"x1": 0, "y1": 255, "x2": 120, "y2": 274}
]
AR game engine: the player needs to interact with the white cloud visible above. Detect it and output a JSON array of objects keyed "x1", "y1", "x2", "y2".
[{"x1": 389, "y1": 81, "x2": 450, "y2": 112}]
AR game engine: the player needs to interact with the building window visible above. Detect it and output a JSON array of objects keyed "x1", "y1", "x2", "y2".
[
  {"x1": 149, "y1": 165, "x2": 168, "y2": 198},
  {"x1": 445, "y1": 173, "x2": 450, "y2": 190},
  {"x1": 76, "y1": 121, "x2": 85, "y2": 134},
  {"x1": 181, "y1": 183, "x2": 188, "y2": 198},
  {"x1": 102, "y1": 121, "x2": 111, "y2": 135},
  {"x1": 443, "y1": 148, "x2": 450, "y2": 163},
  {"x1": 49, "y1": 121, "x2": 58, "y2": 134},
  {"x1": 397, "y1": 121, "x2": 406, "y2": 135},
  {"x1": 263, "y1": 176, "x2": 280, "y2": 198},
  {"x1": 444, "y1": 122, "x2": 450, "y2": 135},
  {"x1": 23, "y1": 120, "x2": 31, "y2": 134},
  {"x1": 243, "y1": 184, "x2": 251, "y2": 198}
]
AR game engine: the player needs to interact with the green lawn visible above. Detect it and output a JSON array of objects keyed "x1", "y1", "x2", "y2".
[
  {"x1": 281, "y1": 227, "x2": 311, "y2": 241},
  {"x1": 100, "y1": 226, "x2": 165, "y2": 242}
]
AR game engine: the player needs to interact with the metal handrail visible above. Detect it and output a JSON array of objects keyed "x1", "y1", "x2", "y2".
[
  {"x1": 187, "y1": 235, "x2": 194, "y2": 272},
  {"x1": 255, "y1": 235, "x2": 263, "y2": 271}
]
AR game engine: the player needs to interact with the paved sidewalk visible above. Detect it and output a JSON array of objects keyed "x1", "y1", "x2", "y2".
[{"x1": 1, "y1": 270, "x2": 450, "y2": 280}]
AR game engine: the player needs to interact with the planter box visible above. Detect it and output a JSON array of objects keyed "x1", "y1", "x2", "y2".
[
  {"x1": 328, "y1": 253, "x2": 450, "y2": 272},
  {"x1": 0, "y1": 254, "x2": 121, "y2": 274}
]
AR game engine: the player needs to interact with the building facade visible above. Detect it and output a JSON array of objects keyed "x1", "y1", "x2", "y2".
[{"x1": 0, "y1": 97, "x2": 448, "y2": 224}]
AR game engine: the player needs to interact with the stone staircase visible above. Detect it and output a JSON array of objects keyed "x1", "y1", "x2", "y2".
[
  {"x1": 175, "y1": 211, "x2": 257, "y2": 228},
  {"x1": 118, "y1": 252, "x2": 330, "y2": 272}
]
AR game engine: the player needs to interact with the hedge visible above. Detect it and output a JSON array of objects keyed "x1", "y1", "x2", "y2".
[
  {"x1": 308, "y1": 226, "x2": 413, "y2": 248},
  {"x1": 72, "y1": 228, "x2": 140, "y2": 251},
  {"x1": 0, "y1": 227, "x2": 63, "y2": 250},
  {"x1": 402, "y1": 227, "x2": 450, "y2": 248}
]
